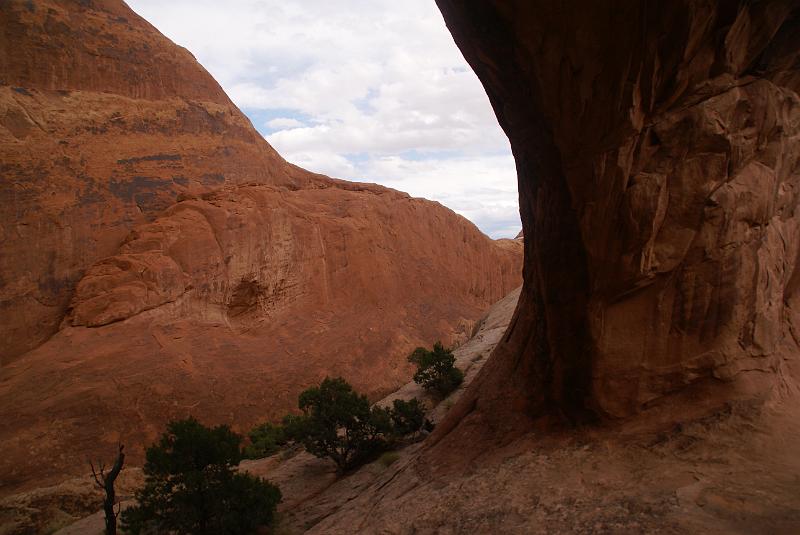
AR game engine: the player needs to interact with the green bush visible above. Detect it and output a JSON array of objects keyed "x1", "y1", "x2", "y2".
[
  {"x1": 243, "y1": 422, "x2": 287, "y2": 459},
  {"x1": 408, "y1": 342, "x2": 464, "y2": 397},
  {"x1": 389, "y1": 398, "x2": 427, "y2": 437},
  {"x1": 285, "y1": 377, "x2": 392, "y2": 472},
  {"x1": 121, "y1": 417, "x2": 281, "y2": 535}
]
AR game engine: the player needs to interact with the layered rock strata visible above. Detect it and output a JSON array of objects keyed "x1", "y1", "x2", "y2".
[
  {"x1": 0, "y1": 0, "x2": 522, "y2": 495},
  {"x1": 433, "y1": 0, "x2": 800, "y2": 434},
  {"x1": 0, "y1": 0, "x2": 310, "y2": 361}
]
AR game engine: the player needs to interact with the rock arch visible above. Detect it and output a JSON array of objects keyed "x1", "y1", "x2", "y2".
[{"x1": 434, "y1": 0, "x2": 800, "y2": 436}]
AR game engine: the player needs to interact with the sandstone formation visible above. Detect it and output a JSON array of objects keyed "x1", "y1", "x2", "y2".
[
  {"x1": 33, "y1": 286, "x2": 520, "y2": 535},
  {"x1": 281, "y1": 3, "x2": 800, "y2": 532},
  {"x1": 0, "y1": 467, "x2": 143, "y2": 535},
  {"x1": 432, "y1": 0, "x2": 800, "y2": 440},
  {"x1": 46, "y1": 284, "x2": 800, "y2": 533},
  {"x1": 0, "y1": 0, "x2": 311, "y2": 362},
  {"x1": 41, "y1": 3, "x2": 800, "y2": 533},
  {"x1": 0, "y1": 0, "x2": 522, "y2": 499},
  {"x1": 0, "y1": 184, "x2": 519, "y2": 517},
  {"x1": 285, "y1": 391, "x2": 800, "y2": 534}
]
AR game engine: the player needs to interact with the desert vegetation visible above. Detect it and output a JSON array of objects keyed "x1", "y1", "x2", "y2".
[
  {"x1": 282, "y1": 377, "x2": 430, "y2": 472},
  {"x1": 121, "y1": 418, "x2": 281, "y2": 535},
  {"x1": 110, "y1": 369, "x2": 440, "y2": 532},
  {"x1": 89, "y1": 444, "x2": 125, "y2": 535},
  {"x1": 388, "y1": 397, "x2": 432, "y2": 437},
  {"x1": 408, "y1": 342, "x2": 464, "y2": 397},
  {"x1": 282, "y1": 377, "x2": 392, "y2": 472},
  {"x1": 242, "y1": 422, "x2": 288, "y2": 460},
  {"x1": 238, "y1": 377, "x2": 431, "y2": 472}
]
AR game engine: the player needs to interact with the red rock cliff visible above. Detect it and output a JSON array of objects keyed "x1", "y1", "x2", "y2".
[
  {"x1": 0, "y1": 0, "x2": 311, "y2": 361},
  {"x1": 0, "y1": 0, "x2": 521, "y2": 493},
  {"x1": 434, "y1": 0, "x2": 800, "y2": 436}
]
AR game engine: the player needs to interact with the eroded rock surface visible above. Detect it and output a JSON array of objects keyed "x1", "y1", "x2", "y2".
[
  {"x1": 434, "y1": 0, "x2": 800, "y2": 434},
  {"x1": 297, "y1": 4, "x2": 800, "y2": 532},
  {"x1": 0, "y1": 0, "x2": 522, "y2": 500},
  {"x1": 0, "y1": 0, "x2": 309, "y2": 361},
  {"x1": 49, "y1": 285, "x2": 800, "y2": 534},
  {"x1": 44, "y1": 286, "x2": 523, "y2": 535},
  {"x1": 238, "y1": 287, "x2": 800, "y2": 534},
  {"x1": 301, "y1": 397, "x2": 800, "y2": 534}
]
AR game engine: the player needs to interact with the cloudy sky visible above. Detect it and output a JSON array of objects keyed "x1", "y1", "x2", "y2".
[{"x1": 127, "y1": 0, "x2": 520, "y2": 238}]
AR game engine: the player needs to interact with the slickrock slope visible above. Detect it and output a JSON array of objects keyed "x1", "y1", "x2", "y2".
[
  {"x1": 432, "y1": 0, "x2": 800, "y2": 439},
  {"x1": 0, "y1": 0, "x2": 522, "y2": 500},
  {"x1": 289, "y1": 386, "x2": 800, "y2": 534},
  {"x1": 38, "y1": 286, "x2": 521, "y2": 535},
  {"x1": 48, "y1": 286, "x2": 800, "y2": 534}
]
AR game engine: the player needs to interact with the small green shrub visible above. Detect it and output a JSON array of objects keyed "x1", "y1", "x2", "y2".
[
  {"x1": 121, "y1": 417, "x2": 281, "y2": 535},
  {"x1": 389, "y1": 398, "x2": 427, "y2": 437},
  {"x1": 243, "y1": 422, "x2": 287, "y2": 459},
  {"x1": 284, "y1": 377, "x2": 392, "y2": 472},
  {"x1": 284, "y1": 379, "x2": 435, "y2": 472},
  {"x1": 408, "y1": 342, "x2": 464, "y2": 397}
]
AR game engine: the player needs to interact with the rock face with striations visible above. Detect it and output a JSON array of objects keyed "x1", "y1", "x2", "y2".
[
  {"x1": 433, "y1": 0, "x2": 800, "y2": 440},
  {"x1": 268, "y1": 6, "x2": 800, "y2": 531},
  {"x1": 0, "y1": 0, "x2": 521, "y2": 495},
  {"x1": 0, "y1": 0, "x2": 312, "y2": 361}
]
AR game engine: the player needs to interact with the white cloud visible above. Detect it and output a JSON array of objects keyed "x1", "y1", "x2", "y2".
[
  {"x1": 127, "y1": 0, "x2": 520, "y2": 238},
  {"x1": 287, "y1": 150, "x2": 356, "y2": 178},
  {"x1": 265, "y1": 117, "x2": 305, "y2": 130}
]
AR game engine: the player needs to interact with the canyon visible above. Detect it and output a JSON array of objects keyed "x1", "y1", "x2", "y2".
[
  {"x1": 3, "y1": 0, "x2": 800, "y2": 533},
  {"x1": 0, "y1": 0, "x2": 520, "y2": 503},
  {"x1": 254, "y1": 5, "x2": 800, "y2": 531}
]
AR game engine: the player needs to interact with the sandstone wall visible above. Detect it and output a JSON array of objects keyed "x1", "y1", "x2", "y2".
[
  {"x1": 0, "y1": 0, "x2": 522, "y2": 494},
  {"x1": 0, "y1": 0, "x2": 302, "y2": 361},
  {"x1": 0, "y1": 182, "x2": 520, "y2": 494},
  {"x1": 435, "y1": 0, "x2": 800, "y2": 425}
]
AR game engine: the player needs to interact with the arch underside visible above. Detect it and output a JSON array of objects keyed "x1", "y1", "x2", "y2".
[{"x1": 434, "y1": 0, "x2": 800, "y2": 433}]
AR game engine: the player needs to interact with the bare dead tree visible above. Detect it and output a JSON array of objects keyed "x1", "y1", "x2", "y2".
[{"x1": 90, "y1": 444, "x2": 125, "y2": 535}]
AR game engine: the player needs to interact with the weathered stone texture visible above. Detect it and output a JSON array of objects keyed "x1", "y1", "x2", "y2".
[{"x1": 435, "y1": 0, "x2": 800, "y2": 423}]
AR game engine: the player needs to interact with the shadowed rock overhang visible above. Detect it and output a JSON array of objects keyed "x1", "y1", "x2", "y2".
[{"x1": 434, "y1": 0, "x2": 800, "y2": 433}]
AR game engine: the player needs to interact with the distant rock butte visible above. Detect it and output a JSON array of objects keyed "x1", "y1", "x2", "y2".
[
  {"x1": 433, "y1": 0, "x2": 800, "y2": 445},
  {"x1": 0, "y1": 0, "x2": 521, "y2": 495}
]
